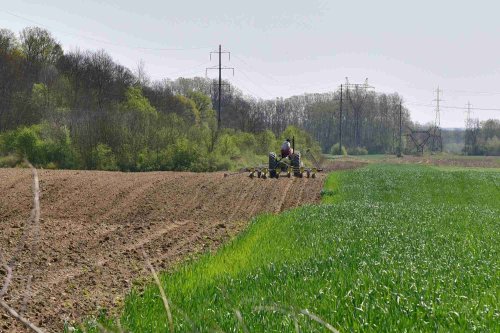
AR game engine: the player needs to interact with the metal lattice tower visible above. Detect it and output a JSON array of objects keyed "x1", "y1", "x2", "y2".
[
  {"x1": 341, "y1": 77, "x2": 374, "y2": 147},
  {"x1": 206, "y1": 45, "x2": 234, "y2": 128},
  {"x1": 429, "y1": 86, "x2": 443, "y2": 152},
  {"x1": 464, "y1": 101, "x2": 473, "y2": 155}
]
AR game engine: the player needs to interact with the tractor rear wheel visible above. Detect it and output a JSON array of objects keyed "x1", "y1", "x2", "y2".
[{"x1": 291, "y1": 153, "x2": 302, "y2": 177}]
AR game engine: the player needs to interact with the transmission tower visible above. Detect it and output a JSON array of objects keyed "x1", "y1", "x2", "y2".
[
  {"x1": 206, "y1": 45, "x2": 234, "y2": 128},
  {"x1": 341, "y1": 77, "x2": 374, "y2": 148},
  {"x1": 429, "y1": 86, "x2": 443, "y2": 152},
  {"x1": 397, "y1": 101, "x2": 403, "y2": 157},
  {"x1": 464, "y1": 101, "x2": 473, "y2": 155}
]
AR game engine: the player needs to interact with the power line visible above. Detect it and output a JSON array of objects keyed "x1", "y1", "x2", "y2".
[
  {"x1": 442, "y1": 89, "x2": 500, "y2": 96},
  {"x1": 406, "y1": 102, "x2": 500, "y2": 112},
  {"x1": 164, "y1": 61, "x2": 212, "y2": 79},
  {"x1": 231, "y1": 76, "x2": 266, "y2": 99},
  {"x1": 1, "y1": 9, "x2": 212, "y2": 51},
  {"x1": 236, "y1": 68, "x2": 276, "y2": 99},
  {"x1": 441, "y1": 105, "x2": 500, "y2": 112},
  {"x1": 233, "y1": 55, "x2": 339, "y2": 95},
  {"x1": 233, "y1": 54, "x2": 282, "y2": 85}
]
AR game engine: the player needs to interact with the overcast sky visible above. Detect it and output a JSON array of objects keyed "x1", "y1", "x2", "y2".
[{"x1": 1, "y1": 0, "x2": 499, "y2": 128}]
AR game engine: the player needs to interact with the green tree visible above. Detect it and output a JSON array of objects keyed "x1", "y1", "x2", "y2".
[
  {"x1": 93, "y1": 143, "x2": 118, "y2": 171},
  {"x1": 255, "y1": 130, "x2": 277, "y2": 155},
  {"x1": 20, "y1": 27, "x2": 62, "y2": 67}
]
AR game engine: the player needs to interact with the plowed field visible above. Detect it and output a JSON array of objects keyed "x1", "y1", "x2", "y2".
[{"x1": 0, "y1": 161, "x2": 362, "y2": 332}]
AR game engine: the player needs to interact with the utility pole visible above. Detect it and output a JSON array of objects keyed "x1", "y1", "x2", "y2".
[
  {"x1": 206, "y1": 45, "x2": 234, "y2": 128},
  {"x1": 339, "y1": 84, "x2": 343, "y2": 155},
  {"x1": 218, "y1": 44, "x2": 222, "y2": 126},
  {"x1": 397, "y1": 100, "x2": 403, "y2": 157},
  {"x1": 433, "y1": 86, "x2": 442, "y2": 127}
]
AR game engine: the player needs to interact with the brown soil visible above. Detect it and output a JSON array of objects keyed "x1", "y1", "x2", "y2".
[{"x1": 0, "y1": 161, "x2": 361, "y2": 332}]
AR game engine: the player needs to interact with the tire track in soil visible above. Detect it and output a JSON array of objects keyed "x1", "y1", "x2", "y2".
[
  {"x1": 275, "y1": 177, "x2": 294, "y2": 213},
  {"x1": 0, "y1": 169, "x2": 329, "y2": 333}
]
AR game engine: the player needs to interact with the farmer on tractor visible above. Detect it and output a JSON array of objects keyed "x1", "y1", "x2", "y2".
[{"x1": 281, "y1": 138, "x2": 293, "y2": 158}]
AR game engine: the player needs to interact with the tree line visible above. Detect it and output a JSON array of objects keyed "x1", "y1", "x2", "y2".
[
  {"x1": 2, "y1": 27, "x2": 497, "y2": 171},
  {"x1": 0, "y1": 27, "x2": 323, "y2": 171}
]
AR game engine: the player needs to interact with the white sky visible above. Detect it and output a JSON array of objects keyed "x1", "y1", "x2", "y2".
[{"x1": 1, "y1": 0, "x2": 499, "y2": 128}]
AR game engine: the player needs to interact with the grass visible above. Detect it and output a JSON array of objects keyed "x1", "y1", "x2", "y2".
[{"x1": 86, "y1": 164, "x2": 499, "y2": 332}]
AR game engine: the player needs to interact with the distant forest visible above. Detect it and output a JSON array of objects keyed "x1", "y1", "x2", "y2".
[{"x1": 1, "y1": 27, "x2": 498, "y2": 171}]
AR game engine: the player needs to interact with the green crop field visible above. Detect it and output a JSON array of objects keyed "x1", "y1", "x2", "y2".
[{"x1": 87, "y1": 164, "x2": 499, "y2": 332}]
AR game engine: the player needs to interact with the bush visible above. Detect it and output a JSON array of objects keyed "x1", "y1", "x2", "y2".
[
  {"x1": 15, "y1": 126, "x2": 46, "y2": 163},
  {"x1": 330, "y1": 143, "x2": 347, "y2": 156},
  {"x1": 0, "y1": 124, "x2": 79, "y2": 169},
  {"x1": 93, "y1": 144, "x2": 118, "y2": 171},
  {"x1": 193, "y1": 152, "x2": 232, "y2": 172},
  {"x1": 255, "y1": 130, "x2": 277, "y2": 155},
  {"x1": 234, "y1": 132, "x2": 256, "y2": 153},
  {"x1": 347, "y1": 146, "x2": 368, "y2": 155},
  {"x1": 484, "y1": 136, "x2": 500, "y2": 156},
  {"x1": 167, "y1": 138, "x2": 200, "y2": 171},
  {"x1": 0, "y1": 154, "x2": 20, "y2": 167},
  {"x1": 215, "y1": 134, "x2": 240, "y2": 159},
  {"x1": 41, "y1": 124, "x2": 79, "y2": 169},
  {"x1": 136, "y1": 149, "x2": 159, "y2": 171}
]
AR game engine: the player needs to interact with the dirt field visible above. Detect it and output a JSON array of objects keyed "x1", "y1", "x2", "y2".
[{"x1": 0, "y1": 161, "x2": 363, "y2": 332}]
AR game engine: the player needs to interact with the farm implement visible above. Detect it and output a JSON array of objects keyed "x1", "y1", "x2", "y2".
[{"x1": 248, "y1": 137, "x2": 323, "y2": 179}]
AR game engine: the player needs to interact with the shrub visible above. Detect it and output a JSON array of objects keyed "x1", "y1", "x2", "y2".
[
  {"x1": 484, "y1": 136, "x2": 500, "y2": 156},
  {"x1": 215, "y1": 134, "x2": 240, "y2": 159},
  {"x1": 45, "y1": 162, "x2": 57, "y2": 169},
  {"x1": 136, "y1": 149, "x2": 158, "y2": 171},
  {"x1": 234, "y1": 132, "x2": 256, "y2": 153},
  {"x1": 255, "y1": 130, "x2": 277, "y2": 155},
  {"x1": 347, "y1": 146, "x2": 368, "y2": 155},
  {"x1": 167, "y1": 138, "x2": 200, "y2": 171},
  {"x1": 41, "y1": 125, "x2": 79, "y2": 169},
  {"x1": 330, "y1": 143, "x2": 347, "y2": 156},
  {"x1": 12, "y1": 126, "x2": 50, "y2": 165},
  {"x1": 93, "y1": 144, "x2": 118, "y2": 171},
  {"x1": 0, "y1": 154, "x2": 20, "y2": 167}
]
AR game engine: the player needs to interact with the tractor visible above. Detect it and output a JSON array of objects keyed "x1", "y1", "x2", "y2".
[{"x1": 247, "y1": 137, "x2": 321, "y2": 179}]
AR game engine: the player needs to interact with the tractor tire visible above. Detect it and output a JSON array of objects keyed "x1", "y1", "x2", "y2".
[
  {"x1": 291, "y1": 153, "x2": 300, "y2": 168},
  {"x1": 291, "y1": 153, "x2": 302, "y2": 177},
  {"x1": 269, "y1": 152, "x2": 277, "y2": 178}
]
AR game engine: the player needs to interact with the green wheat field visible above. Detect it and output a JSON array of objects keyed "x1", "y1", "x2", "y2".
[{"x1": 82, "y1": 164, "x2": 499, "y2": 332}]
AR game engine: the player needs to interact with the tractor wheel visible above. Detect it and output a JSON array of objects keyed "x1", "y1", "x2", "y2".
[
  {"x1": 291, "y1": 153, "x2": 300, "y2": 168},
  {"x1": 269, "y1": 152, "x2": 277, "y2": 178},
  {"x1": 291, "y1": 153, "x2": 302, "y2": 177}
]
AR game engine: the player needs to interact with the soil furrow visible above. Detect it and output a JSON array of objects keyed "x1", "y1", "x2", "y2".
[{"x1": 0, "y1": 167, "x2": 335, "y2": 332}]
